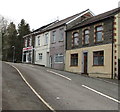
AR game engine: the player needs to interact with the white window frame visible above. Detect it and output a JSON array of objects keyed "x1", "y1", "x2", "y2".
[
  {"x1": 54, "y1": 53, "x2": 64, "y2": 63},
  {"x1": 59, "y1": 28, "x2": 64, "y2": 41},
  {"x1": 38, "y1": 53, "x2": 42, "y2": 60},
  {"x1": 52, "y1": 31, "x2": 56, "y2": 43},
  {"x1": 45, "y1": 33, "x2": 48, "y2": 45},
  {"x1": 38, "y1": 36, "x2": 40, "y2": 46},
  {"x1": 29, "y1": 37, "x2": 32, "y2": 46}
]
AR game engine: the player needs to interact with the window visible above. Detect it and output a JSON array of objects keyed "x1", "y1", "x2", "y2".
[
  {"x1": 59, "y1": 28, "x2": 64, "y2": 41},
  {"x1": 38, "y1": 53, "x2": 42, "y2": 60},
  {"x1": 52, "y1": 31, "x2": 56, "y2": 43},
  {"x1": 73, "y1": 32, "x2": 79, "y2": 46},
  {"x1": 29, "y1": 37, "x2": 32, "y2": 46},
  {"x1": 54, "y1": 53, "x2": 64, "y2": 63},
  {"x1": 93, "y1": 51, "x2": 104, "y2": 66},
  {"x1": 45, "y1": 33, "x2": 48, "y2": 44},
  {"x1": 83, "y1": 29, "x2": 89, "y2": 44},
  {"x1": 71, "y1": 53, "x2": 78, "y2": 66},
  {"x1": 95, "y1": 26, "x2": 103, "y2": 42},
  {"x1": 25, "y1": 38, "x2": 27, "y2": 47},
  {"x1": 38, "y1": 36, "x2": 40, "y2": 46}
]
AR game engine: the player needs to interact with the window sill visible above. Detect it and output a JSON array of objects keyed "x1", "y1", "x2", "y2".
[
  {"x1": 70, "y1": 65, "x2": 78, "y2": 67},
  {"x1": 93, "y1": 65, "x2": 104, "y2": 67},
  {"x1": 54, "y1": 62, "x2": 63, "y2": 64},
  {"x1": 51, "y1": 42, "x2": 56, "y2": 44},
  {"x1": 82, "y1": 43, "x2": 89, "y2": 46},
  {"x1": 94, "y1": 41, "x2": 103, "y2": 44},
  {"x1": 44, "y1": 44, "x2": 48, "y2": 46},
  {"x1": 59, "y1": 40, "x2": 64, "y2": 42}
]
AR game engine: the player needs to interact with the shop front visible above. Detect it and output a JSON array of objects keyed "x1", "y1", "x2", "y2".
[{"x1": 22, "y1": 46, "x2": 33, "y2": 63}]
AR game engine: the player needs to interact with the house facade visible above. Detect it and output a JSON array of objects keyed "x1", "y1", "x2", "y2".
[
  {"x1": 65, "y1": 8, "x2": 120, "y2": 79},
  {"x1": 22, "y1": 33, "x2": 35, "y2": 63},
  {"x1": 33, "y1": 9, "x2": 94, "y2": 70},
  {"x1": 34, "y1": 31, "x2": 51, "y2": 67},
  {"x1": 48, "y1": 9, "x2": 94, "y2": 70}
]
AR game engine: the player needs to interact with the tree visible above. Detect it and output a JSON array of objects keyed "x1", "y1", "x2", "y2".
[
  {"x1": 16, "y1": 19, "x2": 31, "y2": 62},
  {"x1": 0, "y1": 16, "x2": 9, "y2": 60},
  {"x1": 2, "y1": 22, "x2": 17, "y2": 61}
]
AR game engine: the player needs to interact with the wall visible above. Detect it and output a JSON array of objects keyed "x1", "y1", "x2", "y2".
[
  {"x1": 50, "y1": 26, "x2": 65, "y2": 70},
  {"x1": 65, "y1": 44, "x2": 112, "y2": 78},
  {"x1": 66, "y1": 18, "x2": 113, "y2": 50},
  {"x1": 114, "y1": 13, "x2": 120, "y2": 79},
  {"x1": 34, "y1": 31, "x2": 50, "y2": 67}
]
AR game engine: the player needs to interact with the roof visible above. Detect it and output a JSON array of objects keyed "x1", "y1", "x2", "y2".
[
  {"x1": 40, "y1": 9, "x2": 91, "y2": 32},
  {"x1": 23, "y1": 9, "x2": 94, "y2": 37},
  {"x1": 67, "y1": 7, "x2": 120, "y2": 31},
  {"x1": 23, "y1": 21, "x2": 57, "y2": 38}
]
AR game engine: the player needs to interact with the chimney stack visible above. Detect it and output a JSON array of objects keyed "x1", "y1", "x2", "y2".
[{"x1": 118, "y1": 1, "x2": 120, "y2": 7}]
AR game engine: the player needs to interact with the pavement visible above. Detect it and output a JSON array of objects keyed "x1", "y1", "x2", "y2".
[{"x1": 2, "y1": 62, "x2": 119, "y2": 111}]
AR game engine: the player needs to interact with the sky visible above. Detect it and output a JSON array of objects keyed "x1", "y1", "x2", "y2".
[{"x1": 0, "y1": 0, "x2": 120, "y2": 30}]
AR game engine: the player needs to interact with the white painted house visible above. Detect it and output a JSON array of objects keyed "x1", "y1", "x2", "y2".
[{"x1": 34, "y1": 31, "x2": 50, "y2": 67}]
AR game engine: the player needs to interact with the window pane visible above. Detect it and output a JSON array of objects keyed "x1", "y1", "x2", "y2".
[
  {"x1": 54, "y1": 54, "x2": 64, "y2": 62},
  {"x1": 74, "y1": 33, "x2": 79, "y2": 37},
  {"x1": 85, "y1": 30, "x2": 89, "y2": 34},
  {"x1": 97, "y1": 26, "x2": 103, "y2": 31},
  {"x1": 85, "y1": 35, "x2": 89, "y2": 44},
  {"x1": 71, "y1": 54, "x2": 78, "y2": 66},
  {"x1": 96, "y1": 32, "x2": 102, "y2": 42},
  {"x1": 98, "y1": 56, "x2": 104, "y2": 65},
  {"x1": 74, "y1": 37, "x2": 79, "y2": 45},
  {"x1": 94, "y1": 57, "x2": 98, "y2": 65},
  {"x1": 93, "y1": 51, "x2": 104, "y2": 65}
]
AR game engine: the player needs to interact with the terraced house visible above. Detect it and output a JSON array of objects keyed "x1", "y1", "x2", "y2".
[
  {"x1": 34, "y1": 9, "x2": 94, "y2": 70},
  {"x1": 65, "y1": 7, "x2": 120, "y2": 79}
]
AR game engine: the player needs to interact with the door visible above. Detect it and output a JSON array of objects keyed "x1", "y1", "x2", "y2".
[{"x1": 83, "y1": 52, "x2": 88, "y2": 74}]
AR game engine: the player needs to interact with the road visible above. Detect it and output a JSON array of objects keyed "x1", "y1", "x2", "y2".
[{"x1": 2, "y1": 62, "x2": 119, "y2": 111}]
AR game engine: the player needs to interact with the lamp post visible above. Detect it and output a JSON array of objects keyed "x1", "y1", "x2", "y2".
[{"x1": 12, "y1": 46, "x2": 15, "y2": 63}]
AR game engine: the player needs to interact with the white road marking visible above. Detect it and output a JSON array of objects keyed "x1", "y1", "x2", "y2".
[
  {"x1": 6, "y1": 63, "x2": 56, "y2": 112},
  {"x1": 47, "y1": 70, "x2": 71, "y2": 81},
  {"x1": 82, "y1": 85, "x2": 120, "y2": 104}
]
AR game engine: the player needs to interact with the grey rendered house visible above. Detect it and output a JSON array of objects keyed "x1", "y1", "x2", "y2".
[{"x1": 48, "y1": 9, "x2": 94, "y2": 70}]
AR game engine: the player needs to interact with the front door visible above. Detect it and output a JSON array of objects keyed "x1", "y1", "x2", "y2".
[{"x1": 83, "y1": 52, "x2": 88, "y2": 74}]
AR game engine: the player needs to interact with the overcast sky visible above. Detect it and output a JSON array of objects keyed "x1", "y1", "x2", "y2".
[{"x1": 0, "y1": 0, "x2": 120, "y2": 30}]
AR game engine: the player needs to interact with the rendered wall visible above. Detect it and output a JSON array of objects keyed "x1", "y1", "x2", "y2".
[{"x1": 65, "y1": 44, "x2": 112, "y2": 78}]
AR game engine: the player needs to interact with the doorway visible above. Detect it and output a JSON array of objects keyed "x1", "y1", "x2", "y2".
[{"x1": 83, "y1": 52, "x2": 88, "y2": 74}]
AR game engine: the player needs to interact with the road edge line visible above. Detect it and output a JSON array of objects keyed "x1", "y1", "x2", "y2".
[{"x1": 6, "y1": 63, "x2": 56, "y2": 112}]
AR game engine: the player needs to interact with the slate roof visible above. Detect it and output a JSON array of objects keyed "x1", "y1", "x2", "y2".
[
  {"x1": 23, "y1": 9, "x2": 92, "y2": 37},
  {"x1": 66, "y1": 7, "x2": 120, "y2": 31},
  {"x1": 34, "y1": 9, "x2": 90, "y2": 34}
]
